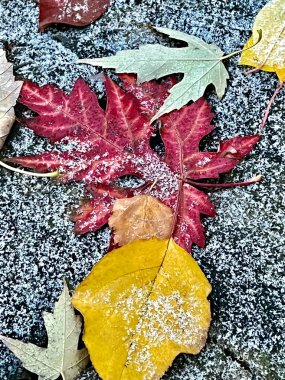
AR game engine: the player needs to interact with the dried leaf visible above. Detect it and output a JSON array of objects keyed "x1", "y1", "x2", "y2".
[
  {"x1": 109, "y1": 195, "x2": 173, "y2": 246},
  {"x1": 8, "y1": 77, "x2": 259, "y2": 252},
  {"x1": 0, "y1": 50, "x2": 23, "y2": 150},
  {"x1": 72, "y1": 238, "x2": 211, "y2": 380},
  {"x1": 39, "y1": 0, "x2": 111, "y2": 30},
  {"x1": 240, "y1": 0, "x2": 285, "y2": 82},
  {"x1": 79, "y1": 27, "x2": 229, "y2": 120},
  {"x1": 0, "y1": 280, "x2": 89, "y2": 380}
]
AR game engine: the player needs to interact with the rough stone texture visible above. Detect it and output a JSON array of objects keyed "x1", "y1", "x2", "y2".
[{"x1": 0, "y1": 0, "x2": 284, "y2": 379}]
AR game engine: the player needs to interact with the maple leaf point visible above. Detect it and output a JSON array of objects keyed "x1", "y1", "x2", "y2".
[{"x1": 7, "y1": 75, "x2": 260, "y2": 252}]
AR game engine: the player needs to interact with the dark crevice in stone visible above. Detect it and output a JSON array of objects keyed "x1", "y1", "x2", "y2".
[
  {"x1": 223, "y1": 347, "x2": 252, "y2": 374},
  {"x1": 210, "y1": 337, "x2": 253, "y2": 375}
]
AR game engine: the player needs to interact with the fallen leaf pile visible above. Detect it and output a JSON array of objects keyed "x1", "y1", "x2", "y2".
[
  {"x1": 9, "y1": 76, "x2": 259, "y2": 252},
  {"x1": 38, "y1": 0, "x2": 110, "y2": 30},
  {"x1": 2, "y1": 1, "x2": 278, "y2": 379},
  {"x1": 0, "y1": 50, "x2": 23, "y2": 150},
  {"x1": 0, "y1": 281, "x2": 89, "y2": 380},
  {"x1": 1, "y1": 69, "x2": 261, "y2": 377},
  {"x1": 80, "y1": 27, "x2": 230, "y2": 120}
]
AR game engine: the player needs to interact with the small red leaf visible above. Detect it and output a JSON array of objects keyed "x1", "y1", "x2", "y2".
[
  {"x1": 10, "y1": 76, "x2": 259, "y2": 252},
  {"x1": 39, "y1": 0, "x2": 110, "y2": 30}
]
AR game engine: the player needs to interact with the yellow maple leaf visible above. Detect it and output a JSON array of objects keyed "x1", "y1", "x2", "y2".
[
  {"x1": 72, "y1": 238, "x2": 211, "y2": 380},
  {"x1": 240, "y1": 0, "x2": 285, "y2": 82},
  {"x1": 108, "y1": 195, "x2": 173, "y2": 246}
]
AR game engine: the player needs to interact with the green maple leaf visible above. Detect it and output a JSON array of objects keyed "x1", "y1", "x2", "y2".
[
  {"x1": 0, "y1": 281, "x2": 89, "y2": 380},
  {"x1": 79, "y1": 27, "x2": 229, "y2": 121}
]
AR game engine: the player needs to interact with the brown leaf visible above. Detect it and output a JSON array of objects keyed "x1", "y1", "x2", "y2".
[
  {"x1": 0, "y1": 50, "x2": 23, "y2": 150},
  {"x1": 108, "y1": 195, "x2": 173, "y2": 246},
  {"x1": 39, "y1": 0, "x2": 111, "y2": 30}
]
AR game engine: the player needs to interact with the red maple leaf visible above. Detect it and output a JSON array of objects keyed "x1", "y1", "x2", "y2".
[
  {"x1": 38, "y1": 0, "x2": 110, "y2": 31},
  {"x1": 119, "y1": 74, "x2": 176, "y2": 120},
  {"x1": 9, "y1": 76, "x2": 259, "y2": 252}
]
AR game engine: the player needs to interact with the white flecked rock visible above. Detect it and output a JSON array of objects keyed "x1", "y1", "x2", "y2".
[{"x1": 0, "y1": 0, "x2": 284, "y2": 379}]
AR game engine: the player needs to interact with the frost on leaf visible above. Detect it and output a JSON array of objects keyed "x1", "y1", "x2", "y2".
[
  {"x1": 240, "y1": 0, "x2": 285, "y2": 82},
  {"x1": 72, "y1": 238, "x2": 212, "y2": 380},
  {"x1": 39, "y1": 0, "x2": 110, "y2": 30},
  {"x1": 0, "y1": 280, "x2": 89, "y2": 380},
  {"x1": 109, "y1": 195, "x2": 174, "y2": 246},
  {"x1": 79, "y1": 26, "x2": 230, "y2": 120},
  {"x1": 8, "y1": 75, "x2": 259, "y2": 252},
  {"x1": 0, "y1": 49, "x2": 23, "y2": 150},
  {"x1": 119, "y1": 73, "x2": 177, "y2": 120}
]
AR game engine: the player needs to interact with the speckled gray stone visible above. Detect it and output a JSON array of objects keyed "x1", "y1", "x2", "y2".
[{"x1": 0, "y1": 0, "x2": 284, "y2": 379}]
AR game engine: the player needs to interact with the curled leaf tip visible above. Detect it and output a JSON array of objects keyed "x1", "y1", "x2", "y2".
[{"x1": 252, "y1": 174, "x2": 263, "y2": 182}]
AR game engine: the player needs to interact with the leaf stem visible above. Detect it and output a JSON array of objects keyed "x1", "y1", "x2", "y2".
[
  {"x1": 244, "y1": 63, "x2": 266, "y2": 76},
  {"x1": 185, "y1": 175, "x2": 262, "y2": 189},
  {"x1": 221, "y1": 30, "x2": 262, "y2": 61},
  {"x1": 0, "y1": 160, "x2": 59, "y2": 178},
  {"x1": 260, "y1": 82, "x2": 284, "y2": 131},
  {"x1": 244, "y1": 27, "x2": 285, "y2": 75},
  {"x1": 147, "y1": 178, "x2": 158, "y2": 192}
]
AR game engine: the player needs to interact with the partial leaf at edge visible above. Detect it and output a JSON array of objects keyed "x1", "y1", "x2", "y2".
[
  {"x1": 0, "y1": 280, "x2": 89, "y2": 380},
  {"x1": 240, "y1": 0, "x2": 285, "y2": 82},
  {"x1": 0, "y1": 49, "x2": 23, "y2": 150}
]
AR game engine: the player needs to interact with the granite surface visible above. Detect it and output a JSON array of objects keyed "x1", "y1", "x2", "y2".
[{"x1": 0, "y1": 0, "x2": 284, "y2": 379}]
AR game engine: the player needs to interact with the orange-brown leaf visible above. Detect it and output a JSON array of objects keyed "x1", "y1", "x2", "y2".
[{"x1": 108, "y1": 195, "x2": 173, "y2": 246}]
